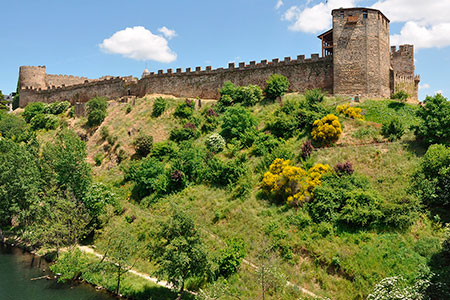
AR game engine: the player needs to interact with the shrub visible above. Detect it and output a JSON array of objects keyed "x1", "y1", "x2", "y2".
[
  {"x1": 336, "y1": 103, "x2": 364, "y2": 120},
  {"x1": 152, "y1": 97, "x2": 167, "y2": 117},
  {"x1": 171, "y1": 143, "x2": 207, "y2": 183},
  {"x1": 219, "y1": 81, "x2": 238, "y2": 100},
  {"x1": 220, "y1": 105, "x2": 257, "y2": 143},
  {"x1": 94, "y1": 153, "x2": 103, "y2": 166},
  {"x1": 125, "y1": 105, "x2": 132, "y2": 114},
  {"x1": 83, "y1": 182, "x2": 120, "y2": 227},
  {"x1": 201, "y1": 108, "x2": 219, "y2": 133},
  {"x1": 264, "y1": 74, "x2": 290, "y2": 100},
  {"x1": 262, "y1": 158, "x2": 331, "y2": 206},
  {"x1": 44, "y1": 101, "x2": 70, "y2": 115},
  {"x1": 236, "y1": 85, "x2": 263, "y2": 106},
  {"x1": 133, "y1": 134, "x2": 154, "y2": 157},
  {"x1": 170, "y1": 126, "x2": 199, "y2": 142},
  {"x1": 128, "y1": 157, "x2": 168, "y2": 199},
  {"x1": 311, "y1": 114, "x2": 342, "y2": 146},
  {"x1": 205, "y1": 154, "x2": 249, "y2": 187},
  {"x1": 304, "y1": 89, "x2": 325, "y2": 105},
  {"x1": 107, "y1": 134, "x2": 118, "y2": 145},
  {"x1": 413, "y1": 93, "x2": 450, "y2": 146},
  {"x1": 100, "y1": 126, "x2": 109, "y2": 140},
  {"x1": 391, "y1": 90, "x2": 409, "y2": 101},
  {"x1": 381, "y1": 117, "x2": 405, "y2": 141},
  {"x1": 216, "y1": 239, "x2": 246, "y2": 278},
  {"x1": 307, "y1": 174, "x2": 384, "y2": 228},
  {"x1": 334, "y1": 161, "x2": 354, "y2": 176},
  {"x1": 300, "y1": 140, "x2": 314, "y2": 159},
  {"x1": 116, "y1": 148, "x2": 127, "y2": 163},
  {"x1": 0, "y1": 113, "x2": 28, "y2": 140},
  {"x1": 174, "y1": 101, "x2": 194, "y2": 119},
  {"x1": 206, "y1": 133, "x2": 226, "y2": 153},
  {"x1": 30, "y1": 113, "x2": 59, "y2": 130},
  {"x1": 86, "y1": 97, "x2": 108, "y2": 127},
  {"x1": 251, "y1": 132, "x2": 280, "y2": 157},
  {"x1": 23, "y1": 102, "x2": 45, "y2": 123},
  {"x1": 151, "y1": 141, "x2": 179, "y2": 160},
  {"x1": 412, "y1": 144, "x2": 450, "y2": 208},
  {"x1": 265, "y1": 110, "x2": 299, "y2": 139}
]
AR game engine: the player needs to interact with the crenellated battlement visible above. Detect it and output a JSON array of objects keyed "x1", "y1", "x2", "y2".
[{"x1": 142, "y1": 54, "x2": 325, "y2": 78}]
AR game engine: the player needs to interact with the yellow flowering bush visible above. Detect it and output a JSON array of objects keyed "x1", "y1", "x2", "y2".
[
  {"x1": 262, "y1": 158, "x2": 331, "y2": 206},
  {"x1": 336, "y1": 103, "x2": 364, "y2": 120},
  {"x1": 311, "y1": 114, "x2": 342, "y2": 146}
]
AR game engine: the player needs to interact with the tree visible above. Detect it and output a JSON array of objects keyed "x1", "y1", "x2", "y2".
[
  {"x1": 149, "y1": 209, "x2": 208, "y2": 299},
  {"x1": 86, "y1": 97, "x2": 108, "y2": 127},
  {"x1": 41, "y1": 129, "x2": 92, "y2": 201},
  {"x1": 264, "y1": 74, "x2": 290, "y2": 100},
  {"x1": 0, "y1": 138, "x2": 41, "y2": 226},
  {"x1": 220, "y1": 105, "x2": 257, "y2": 144},
  {"x1": 97, "y1": 221, "x2": 142, "y2": 295},
  {"x1": 27, "y1": 194, "x2": 90, "y2": 257},
  {"x1": 414, "y1": 93, "x2": 450, "y2": 146}
]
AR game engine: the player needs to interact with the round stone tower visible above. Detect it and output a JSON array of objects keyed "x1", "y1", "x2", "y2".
[
  {"x1": 332, "y1": 8, "x2": 391, "y2": 98},
  {"x1": 19, "y1": 66, "x2": 47, "y2": 90}
]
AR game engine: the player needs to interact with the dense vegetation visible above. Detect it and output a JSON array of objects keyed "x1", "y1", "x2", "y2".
[{"x1": 1, "y1": 80, "x2": 450, "y2": 300}]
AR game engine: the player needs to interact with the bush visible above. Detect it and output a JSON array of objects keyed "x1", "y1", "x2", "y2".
[
  {"x1": 94, "y1": 153, "x2": 103, "y2": 166},
  {"x1": 127, "y1": 156, "x2": 168, "y2": 199},
  {"x1": 236, "y1": 85, "x2": 263, "y2": 106},
  {"x1": 336, "y1": 103, "x2": 364, "y2": 120},
  {"x1": 171, "y1": 143, "x2": 207, "y2": 183},
  {"x1": 265, "y1": 110, "x2": 299, "y2": 139},
  {"x1": 23, "y1": 102, "x2": 45, "y2": 123},
  {"x1": 152, "y1": 97, "x2": 167, "y2": 117},
  {"x1": 206, "y1": 133, "x2": 226, "y2": 153},
  {"x1": 174, "y1": 101, "x2": 194, "y2": 119},
  {"x1": 381, "y1": 117, "x2": 405, "y2": 141},
  {"x1": 250, "y1": 132, "x2": 280, "y2": 157},
  {"x1": 205, "y1": 154, "x2": 249, "y2": 187},
  {"x1": 307, "y1": 174, "x2": 384, "y2": 228},
  {"x1": 311, "y1": 114, "x2": 342, "y2": 146},
  {"x1": 412, "y1": 144, "x2": 450, "y2": 208},
  {"x1": 413, "y1": 93, "x2": 450, "y2": 146},
  {"x1": 216, "y1": 238, "x2": 246, "y2": 278},
  {"x1": 304, "y1": 89, "x2": 325, "y2": 105},
  {"x1": 220, "y1": 105, "x2": 257, "y2": 143},
  {"x1": 391, "y1": 90, "x2": 409, "y2": 101},
  {"x1": 133, "y1": 134, "x2": 154, "y2": 157},
  {"x1": 300, "y1": 140, "x2": 314, "y2": 159},
  {"x1": 86, "y1": 97, "x2": 108, "y2": 127},
  {"x1": 100, "y1": 126, "x2": 109, "y2": 140},
  {"x1": 83, "y1": 182, "x2": 120, "y2": 227},
  {"x1": 0, "y1": 113, "x2": 28, "y2": 140},
  {"x1": 169, "y1": 126, "x2": 199, "y2": 142},
  {"x1": 30, "y1": 113, "x2": 59, "y2": 130},
  {"x1": 262, "y1": 158, "x2": 331, "y2": 206},
  {"x1": 151, "y1": 141, "x2": 179, "y2": 160},
  {"x1": 44, "y1": 101, "x2": 70, "y2": 115},
  {"x1": 334, "y1": 161, "x2": 354, "y2": 176},
  {"x1": 264, "y1": 74, "x2": 290, "y2": 100},
  {"x1": 201, "y1": 108, "x2": 219, "y2": 133},
  {"x1": 219, "y1": 81, "x2": 238, "y2": 100}
]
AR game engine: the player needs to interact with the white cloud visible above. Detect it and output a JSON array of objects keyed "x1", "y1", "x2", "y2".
[
  {"x1": 419, "y1": 83, "x2": 430, "y2": 90},
  {"x1": 282, "y1": 0, "x2": 358, "y2": 34},
  {"x1": 99, "y1": 26, "x2": 177, "y2": 62},
  {"x1": 275, "y1": 0, "x2": 284, "y2": 10},
  {"x1": 371, "y1": 0, "x2": 450, "y2": 49},
  {"x1": 158, "y1": 26, "x2": 177, "y2": 40}
]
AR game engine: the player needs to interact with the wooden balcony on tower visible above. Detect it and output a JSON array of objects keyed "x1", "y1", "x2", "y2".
[{"x1": 317, "y1": 29, "x2": 333, "y2": 57}]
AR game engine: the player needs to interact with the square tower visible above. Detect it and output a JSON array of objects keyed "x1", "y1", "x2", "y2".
[{"x1": 331, "y1": 8, "x2": 391, "y2": 98}]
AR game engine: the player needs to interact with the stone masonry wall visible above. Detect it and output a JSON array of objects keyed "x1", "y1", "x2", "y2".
[
  {"x1": 391, "y1": 45, "x2": 418, "y2": 99},
  {"x1": 46, "y1": 74, "x2": 91, "y2": 88},
  {"x1": 136, "y1": 55, "x2": 333, "y2": 99},
  {"x1": 19, "y1": 77, "x2": 136, "y2": 107},
  {"x1": 332, "y1": 8, "x2": 391, "y2": 98}
]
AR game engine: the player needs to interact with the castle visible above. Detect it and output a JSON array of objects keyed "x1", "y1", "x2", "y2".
[{"x1": 18, "y1": 7, "x2": 420, "y2": 108}]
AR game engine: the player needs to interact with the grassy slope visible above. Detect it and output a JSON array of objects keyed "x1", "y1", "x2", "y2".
[{"x1": 41, "y1": 95, "x2": 444, "y2": 300}]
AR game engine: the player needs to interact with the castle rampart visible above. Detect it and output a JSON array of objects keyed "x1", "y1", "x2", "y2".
[{"x1": 18, "y1": 7, "x2": 419, "y2": 107}]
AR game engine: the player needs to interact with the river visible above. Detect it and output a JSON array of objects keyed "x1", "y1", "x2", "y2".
[{"x1": 0, "y1": 244, "x2": 116, "y2": 300}]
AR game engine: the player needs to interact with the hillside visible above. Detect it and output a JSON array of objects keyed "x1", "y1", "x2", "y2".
[{"x1": 4, "y1": 89, "x2": 450, "y2": 300}]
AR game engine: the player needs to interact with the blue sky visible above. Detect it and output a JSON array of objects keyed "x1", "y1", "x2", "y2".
[{"x1": 1, "y1": 0, "x2": 449, "y2": 99}]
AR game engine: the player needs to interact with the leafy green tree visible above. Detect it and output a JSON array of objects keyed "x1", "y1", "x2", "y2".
[
  {"x1": 220, "y1": 105, "x2": 257, "y2": 144},
  {"x1": 50, "y1": 248, "x2": 90, "y2": 283},
  {"x1": 152, "y1": 97, "x2": 168, "y2": 117},
  {"x1": 98, "y1": 221, "x2": 142, "y2": 295},
  {"x1": 0, "y1": 139, "x2": 41, "y2": 226},
  {"x1": 133, "y1": 134, "x2": 154, "y2": 157},
  {"x1": 264, "y1": 74, "x2": 290, "y2": 100},
  {"x1": 41, "y1": 129, "x2": 92, "y2": 201},
  {"x1": 27, "y1": 195, "x2": 90, "y2": 257},
  {"x1": 149, "y1": 209, "x2": 208, "y2": 299},
  {"x1": 216, "y1": 238, "x2": 246, "y2": 278},
  {"x1": 0, "y1": 113, "x2": 28, "y2": 140},
  {"x1": 414, "y1": 93, "x2": 450, "y2": 146},
  {"x1": 127, "y1": 156, "x2": 168, "y2": 199},
  {"x1": 23, "y1": 102, "x2": 46, "y2": 123},
  {"x1": 83, "y1": 182, "x2": 120, "y2": 228},
  {"x1": 86, "y1": 97, "x2": 108, "y2": 127}
]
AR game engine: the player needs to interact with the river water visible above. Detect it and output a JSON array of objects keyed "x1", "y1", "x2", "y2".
[{"x1": 0, "y1": 244, "x2": 116, "y2": 300}]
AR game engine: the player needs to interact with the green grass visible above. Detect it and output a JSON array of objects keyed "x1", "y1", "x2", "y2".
[{"x1": 357, "y1": 99, "x2": 420, "y2": 128}]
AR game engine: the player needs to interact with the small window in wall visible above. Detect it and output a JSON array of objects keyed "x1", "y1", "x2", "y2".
[
  {"x1": 363, "y1": 10, "x2": 368, "y2": 19},
  {"x1": 340, "y1": 11, "x2": 344, "y2": 18}
]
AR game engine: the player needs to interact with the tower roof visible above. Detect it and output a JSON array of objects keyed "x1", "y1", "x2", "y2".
[{"x1": 331, "y1": 7, "x2": 390, "y2": 22}]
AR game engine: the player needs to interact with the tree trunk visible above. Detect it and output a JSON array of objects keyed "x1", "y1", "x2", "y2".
[
  {"x1": 116, "y1": 265, "x2": 121, "y2": 295},
  {"x1": 176, "y1": 281, "x2": 184, "y2": 300},
  {"x1": 0, "y1": 228, "x2": 4, "y2": 244}
]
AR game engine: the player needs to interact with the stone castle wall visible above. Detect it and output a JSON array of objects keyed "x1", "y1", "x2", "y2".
[
  {"x1": 390, "y1": 45, "x2": 418, "y2": 99},
  {"x1": 19, "y1": 76, "x2": 136, "y2": 107},
  {"x1": 135, "y1": 55, "x2": 333, "y2": 99}
]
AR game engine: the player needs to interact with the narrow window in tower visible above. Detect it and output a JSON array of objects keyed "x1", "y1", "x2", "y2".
[
  {"x1": 363, "y1": 11, "x2": 368, "y2": 19},
  {"x1": 340, "y1": 11, "x2": 344, "y2": 19}
]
